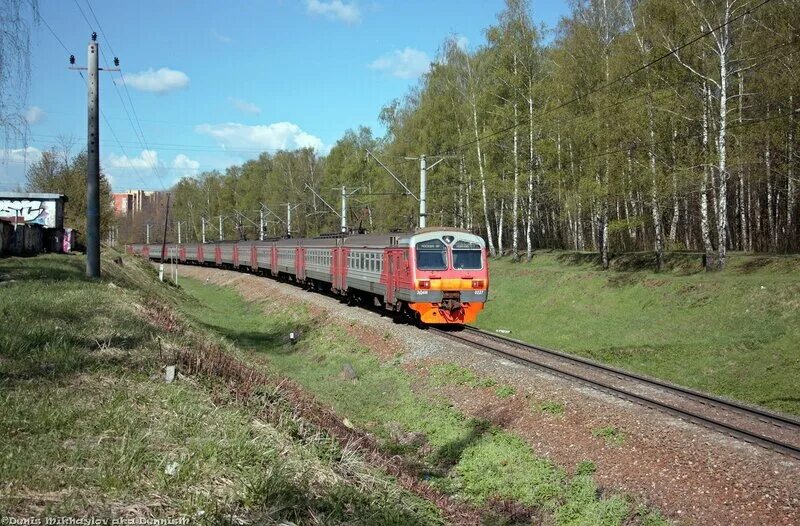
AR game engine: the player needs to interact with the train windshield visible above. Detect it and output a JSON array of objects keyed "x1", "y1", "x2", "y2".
[
  {"x1": 452, "y1": 240, "x2": 482, "y2": 270},
  {"x1": 416, "y1": 240, "x2": 447, "y2": 270}
]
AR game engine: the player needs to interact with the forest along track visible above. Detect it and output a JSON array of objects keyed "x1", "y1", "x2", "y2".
[{"x1": 430, "y1": 325, "x2": 800, "y2": 461}]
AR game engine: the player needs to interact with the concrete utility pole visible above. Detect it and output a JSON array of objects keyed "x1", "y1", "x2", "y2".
[
  {"x1": 341, "y1": 186, "x2": 347, "y2": 232},
  {"x1": 419, "y1": 155, "x2": 427, "y2": 229},
  {"x1": 201, "y1": 217, "x2": 206, "y2": 243},
  {"x1": 159, "y1": 193, "x2": 171, "y2": 282},
  {"x1": 336, "y1": 186, "x2": 361, "y2": 233},
  {"x1": 219, "y1": 216, "x2": 223, "y2": 241},
  {"x1": 69, "y1": 33, "x2": 119, "y2": 278},
  {"x1": 259, "y1": 209, "x2": 264, "y2": 241},
  {"x1": 282, "y1": 203, "x2": 301, "y2": 238},
  {"x1": 260, "y1": 203, "x2": 286, "y2": 236},
  {"x1": 177, "y1": 221, "x2": 182, "y2": 244},
  {"x1": 146, "y1": 223, "x2": 150, "y2": 244},
  {"x1": 405, "y1": 153, "x2": 448, "y2": 229}
]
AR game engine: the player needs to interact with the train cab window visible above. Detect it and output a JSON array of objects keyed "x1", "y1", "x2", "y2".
[
  {"x1": 453, "y1": 240, "x2": 483, "y2": 270},
  {"x1": 416, "y1": 240, "x2": 447, "y2": 270}
]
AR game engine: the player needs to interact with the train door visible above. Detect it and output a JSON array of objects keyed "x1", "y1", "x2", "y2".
[
  {"x1": 332, "y1": 248, "x2": 340, "y2": 291},
  {"x1": 296, "y1": 247, "x2": 306, "y2": 281},
  {"x1": 251, "y1": 245, "x2": 258, "y2": 269},
  {"x1": 385, "y1": 249, "x2": 397, "y2": 305}
]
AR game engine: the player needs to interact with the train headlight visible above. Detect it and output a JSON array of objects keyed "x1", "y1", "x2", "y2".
[
  {"x1": 472, "y1": 280, "x2": 484, "y2": 289},
  {"x1": 418, "y1": 280, "x2": 431, "y2": 289}
]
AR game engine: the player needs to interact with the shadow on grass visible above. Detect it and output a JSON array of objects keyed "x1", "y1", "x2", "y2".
[
  {"x1": 0, "y1": 254, "x2": 86, "y2": 282},
  {"x1": 199, "y1": 323, "x2": 286, "y2": 350},
  {"x1": 555, "y1": 251, "x2": 705, "y2": 275},
  {"x1": 556, "y1": 252, "x2": 601, "y2": 267},
  {"x1": 195, "y1": 320, "x2": 312, "y2": 355},
  {"x1": 0, "y1": 330, "x2": 153, "y2": 384},
  {"x1": 432, "y1": 418, "x2": 492, "y2": 469}
]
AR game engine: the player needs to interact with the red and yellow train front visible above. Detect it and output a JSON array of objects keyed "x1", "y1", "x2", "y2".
[{"x1": 407, "y1": 231, "x2": 488, "y2": 324}]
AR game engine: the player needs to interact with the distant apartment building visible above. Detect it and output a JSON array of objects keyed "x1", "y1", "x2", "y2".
[{"x1": 111, "y1": 190, "x2": 168, "y2": 216}]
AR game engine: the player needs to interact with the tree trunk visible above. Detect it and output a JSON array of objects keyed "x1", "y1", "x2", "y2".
[
  {"x1": 471, "y1": 101, "x2": 495, "y2": 256},
  {"x1": 511, "y1": 54, "x2": 520, "y2": 261},
  {"x1": 526, "y1": 86, "x2": 535, "y2": 261},
  {"x1": 498, "y1": 198, "x2": 505, "y2": 256},
  {"x1": 701, "y1": 79, "x2": 715, "y2": 270},
  {"x1": 788, "y1": 95, "x2": 796, "y2": 251},
  {"x1": 714, "y1": 5, "x2": 731, "y2": 269},
  {"x1": 766, "y1": 134, "x2": 775, "y2": 251},
  {"x1": 646, "y1": 95, "x2": 665, "y2": 271}
]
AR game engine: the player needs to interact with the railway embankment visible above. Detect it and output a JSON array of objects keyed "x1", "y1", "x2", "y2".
[
  {"x1": 477, "y1": 252, "x2": 800, "y2": 417},
  {"x1": 172, "y1": 262, "x2": 799, "y2": 525},
  {"x1": 0, "y1": 253, "x2": 449, "y2": 523}
]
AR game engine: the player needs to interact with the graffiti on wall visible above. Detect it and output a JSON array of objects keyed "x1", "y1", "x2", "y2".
[{"x1": 0, "y1": 199, "x2": 57, "y2": 228}]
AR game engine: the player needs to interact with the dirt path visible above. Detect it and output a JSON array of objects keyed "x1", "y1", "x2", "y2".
[{"x1": 175, "y1": 264, "x2": 800, "y2": 525}]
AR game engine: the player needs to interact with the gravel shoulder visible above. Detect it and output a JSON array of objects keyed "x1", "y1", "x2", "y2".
[{"x1": 174, "y1": 264, "x2": 800, "y2": 525}]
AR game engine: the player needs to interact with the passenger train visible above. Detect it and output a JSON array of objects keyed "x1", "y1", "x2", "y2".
[{"x1": 127, "y1": 228, "x2": 489, "y2": 325}]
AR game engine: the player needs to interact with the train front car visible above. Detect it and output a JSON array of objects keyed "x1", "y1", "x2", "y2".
[{"x1": 406, "y1": 228, "x2": 488, "y2": 324}]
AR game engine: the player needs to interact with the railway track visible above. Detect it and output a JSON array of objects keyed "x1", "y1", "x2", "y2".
[{"x1": 430, "y1": 325, "x2": 800, "y2": 461}]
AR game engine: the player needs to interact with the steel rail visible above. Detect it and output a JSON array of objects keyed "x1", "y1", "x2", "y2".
[
  {"x1": 463, "y1": 326, "x2": 800, "y2": 430},
  {"x1": 430, "y1": 326, "x2": 800, "y2": 461}
]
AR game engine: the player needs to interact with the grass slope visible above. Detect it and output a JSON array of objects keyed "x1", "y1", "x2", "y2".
[
  {"x1": 0, "y1": 254, "x2": 441, "y2": 523},
  {"x1": 476, "y1": 252, "x2": 800, "y2": 416},
  {"x1": 178, "y1": 277, "x2": 669, "y2": 525}
]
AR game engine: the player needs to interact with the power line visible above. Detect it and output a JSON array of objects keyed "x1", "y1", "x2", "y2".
[
  {"x1": 70, "y1": 0, "x2": 168, "y2": 190},
  {"x1": 29, "y1": 6, "x2": 153, "y2": 192},
  {"x1": 28, "y1": 0, "x2": 70, "y2": 54}
]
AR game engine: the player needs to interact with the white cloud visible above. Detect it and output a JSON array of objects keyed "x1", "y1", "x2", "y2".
[
  {"x1": 212, "y1": 30, "x2": 233, "y2": 44},
  {"x1": 369, "y1": 47, "x2": 431, "y2": 79},
  {"x1": 228, "y1": 97, "x2": 261, "y2": 115},
  {"x1": 122, "y1": 68, "x2": 190, "y2": 94},
  {"x1": 171, "y1": 154, "x2": 200, "y2": 177},
  {"x1": 306, "y1": 0, "x2": 361, "y2": 24},
  {"x1": 3, "y1": 146, "x2": 42, "y2": 163},
  {"x1": 195, "y1": 122, "x2": 324, "y2": 152},
  {"x1": 24, "y1": 106, "x2": 45, "y2": 125},
  {"x1": 107, "y1": 149, "x2": 158, "y2": 170}
]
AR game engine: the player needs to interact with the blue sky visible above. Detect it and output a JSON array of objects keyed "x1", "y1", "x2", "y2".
[{"x1": 1, "y1": 0, "x2": 569, "y2": 192}]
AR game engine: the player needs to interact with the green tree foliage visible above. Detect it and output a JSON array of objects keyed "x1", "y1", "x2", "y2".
[
  {"x1": 150, "y1": 0, "x2": 799, "y2": 268},
  {"x1": 25, "y1": 148, "x2": 115, "y2": 241}
]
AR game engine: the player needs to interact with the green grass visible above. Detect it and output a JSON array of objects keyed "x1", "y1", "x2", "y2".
[
  {"x1": 494, "y1": 385, "x2": 516, "y2": 398},
  {"x1": 176, "y1": 276, "x2": 669, "y2": 524},
  {"x1": 540, "y1": 401, "x2": 566, "y2": 415},
  {"x1": 0, "y1": 253, "x2": 441, "y2": 523},
  {"x1": 476, "y1": 252, "x2": 800, "y2": 416},
  {"x1": 592, "y1": 426, "x2": 625, "y2": 447},
  {"x1": 427, "y1": 362, "x2": 497, "y2": 388}
]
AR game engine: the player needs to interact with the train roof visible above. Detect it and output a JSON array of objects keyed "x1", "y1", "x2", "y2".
[{"x1": 133, "y1": 227, "x2": 486, "y2": 249}]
